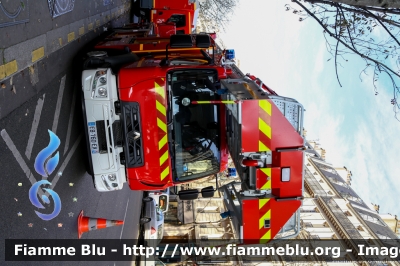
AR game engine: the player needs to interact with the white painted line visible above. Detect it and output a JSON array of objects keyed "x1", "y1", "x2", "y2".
[
  {"x1": 51, "y1": 75, "x2": 66, "y2": 134},
  {"x1": 1, "y1": 129, "x2": 37, "y2": 185},
  {"x1": 49, "y1": 133, "x2": 82, "y2": 188},
  {"x1": 120, "y1": 198, "x2": 130, "y2": 240},
  {"x1": 111, "y1": 249, "x2": 117, "y2": 252},
  {"x1": 63, "y1": 88, "x2": 76, "y2": 155},
  {"x1": 25, "y1": 94, "x2": 45, "y2": 160}
]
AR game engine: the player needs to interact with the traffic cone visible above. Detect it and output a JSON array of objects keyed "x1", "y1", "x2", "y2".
[{"x1": 77, "y1": 210, "x2": 124, "y2": 239}]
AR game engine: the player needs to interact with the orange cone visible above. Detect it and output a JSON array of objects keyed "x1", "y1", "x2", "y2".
[{"x1": 77, "y1": 210, "x2": 124, "y2": 239}]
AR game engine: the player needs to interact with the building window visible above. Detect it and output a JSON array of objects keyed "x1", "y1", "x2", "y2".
[
  {"x1": 300, "y1": 208, "x2": 316, "y2": 213},
  {"x1": 199, "y1": 234, "x2": 224, "y2": 240},
  {"x1": 196, "y1": 206, "x2": 220, "y2": 213},
  {"x1": 357, "y1": 225, "x2": 364, "y2": 231},
  {"x1": 359, "y1": 213, "x2": 385, "y2": 226},
  {"x1": 344, "y1": 211, "x2": 352, "y2": 216},
  {"x1": 304, "y1": 222, "x2": 313, "y2": 228},
  {"x1": 376, "y1": 233, "x2": 389, "y2": 239},
  {"x1": 310, "y1": 235, "x2": 320, "y2": 239},
  {"x1": 313, "y1": 172, "x2": 318, "y2": 175},
  {"x1": 319, "y1": 179, "x2": 324, "y2": 183},
  {"x1": 328, "y1": 191, "x2": 333, "y2": 195}
]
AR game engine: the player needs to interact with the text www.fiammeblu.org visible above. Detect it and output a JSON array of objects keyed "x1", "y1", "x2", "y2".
[{"x1": 123, "y1": 244, "x2": 400, "y2": 259}]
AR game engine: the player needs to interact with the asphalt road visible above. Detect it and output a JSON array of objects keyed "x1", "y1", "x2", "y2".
[
  {"x1": 0, "y1": 61, "x2": 143, "y2": 266},
  {"x1": 0, "y1": 1, "x2": 144, "y2": 265}
]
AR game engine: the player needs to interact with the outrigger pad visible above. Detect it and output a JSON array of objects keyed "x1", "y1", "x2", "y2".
[
  {"x1": 196, "y1": 34, "x2": 211, "y2": 48},
  {"x1": 170, "y1": 34, "x2": 193, "y2": 48}
]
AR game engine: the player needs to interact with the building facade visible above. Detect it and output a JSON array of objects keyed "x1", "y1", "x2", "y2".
[{"x1": 159, "y1": 139, "x2": 400, "y2": 265}]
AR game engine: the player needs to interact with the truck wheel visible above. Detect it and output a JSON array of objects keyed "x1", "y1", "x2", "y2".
[
  {"x1": 142, "y1": 197, "x2": 153, "y2": 202},
  {"x1": 140, "y1": 217, "x2": 151, "y2": 224}
]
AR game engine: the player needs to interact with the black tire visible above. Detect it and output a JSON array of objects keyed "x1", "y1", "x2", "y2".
[
  {"x1": 142, "y1": 197, "x2": 153, "y2": 202},
  {"x1": 140, "y1": 217, "x2": 151, "y2": 224}
]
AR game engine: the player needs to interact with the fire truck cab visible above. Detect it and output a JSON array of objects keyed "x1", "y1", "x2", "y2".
[{"x1": 81, "y1": 32, "x2": 305, "y2": 241}]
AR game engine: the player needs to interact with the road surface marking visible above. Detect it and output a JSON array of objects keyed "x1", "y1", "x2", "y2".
[
  {"x1": 25, "y1": 94, "x2": 45, "y2": 160},
  {"x1": 49, "y1": 133, "x2": 82, "y2": 187},
  {"x1": 1, "y1": 129, "x2": 37, "y2": 185},
  {"x1": 64, "y1": 88, "x2": 76, "y2": 155},
  {"x1": 120, "y1": 198, "x2": 130, "y2": 240},
  {"x1": 51, "y1": 75, "x2": 66, "y2": 134}
]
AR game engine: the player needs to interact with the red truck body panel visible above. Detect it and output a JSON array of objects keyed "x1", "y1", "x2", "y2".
[{"x1": 242, "y1": 198, "x2": 301, "y2": 243}]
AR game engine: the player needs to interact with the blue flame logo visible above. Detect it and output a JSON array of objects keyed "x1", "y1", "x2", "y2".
[{"x1": 29, "y1": 130, "x2": 62, "y2": 221}]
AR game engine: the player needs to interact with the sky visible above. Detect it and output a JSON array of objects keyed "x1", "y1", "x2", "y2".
[{"x1": 217, "y1": 0, "x2": 400, "y2": 218}]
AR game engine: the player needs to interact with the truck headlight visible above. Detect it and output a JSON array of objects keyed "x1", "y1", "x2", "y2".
[
  {"x1": 99, "y1": 77, "x2": 107, "y2": 84},
  {"x1": 108, "y1": 174, "x2": 116, "y2": 181},
  {"x1": 91, "y1": 70, "x2": 107, "y2": 98},
  {"x1": 98, "y1": 87, "x2": 107, "y2": 97},
  {"x1": 182, "y1": 97, "x2": 191, "y2": 106}
]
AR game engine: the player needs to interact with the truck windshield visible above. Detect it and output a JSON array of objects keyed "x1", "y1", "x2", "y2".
[{"x1": 169, "y1": 69, "x2": 220, "y2": 182}]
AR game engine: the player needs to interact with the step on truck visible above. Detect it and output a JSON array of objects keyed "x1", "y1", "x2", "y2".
[{"x1": 81, "y1": 32, "x2": 305, "y2": 241}]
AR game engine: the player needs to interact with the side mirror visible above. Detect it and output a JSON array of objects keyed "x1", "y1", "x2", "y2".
[
  {"x1": 196, "y1": 34, "x2": 211, "y2": 48},
  {"x1": 201, "y1": 186, "x2": 215, "y2": 198},
  {"x1": 178, "y1": 189, "x2": 199, "y2": 200},
  {"x1": 178, "y1": 186, "x2": 216, "y2": 200},
  {"x1": 170, "y1": 34, "x2": 193, "y2": 48}
]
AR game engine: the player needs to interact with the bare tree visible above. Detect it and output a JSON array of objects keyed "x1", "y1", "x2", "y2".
[
  {"x1": 198, "y1": 0, "x2": 239, "y2": 32},
  {"x1": 287, "y1": 0, "x2": 400, "y2": 119}
]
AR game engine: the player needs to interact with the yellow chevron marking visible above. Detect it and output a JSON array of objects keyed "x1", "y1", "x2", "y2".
[
  {"x1": 259, "y1": 118, "x2": 271, "y2": 139},
  {"x1": 259, "y1": 210, "x2": 271, "y2": 229},
  {"x1": 160, "y1": 150, "x2": 169, "y2": 166},
  {"x1": 260, "y1": 230, "x2": 271, "y2": 243},
  {"x1": 259, "y1": 100, "x2": 272, "y2": 115},
  {"x1": 157, "y1": 118, "x2": 167, "y2": 133},
  {"x1": 161, "y1": 166, "x2": 170, "y2": 181},
  {"x1": 155, "y1": 82, "x2": 165, "y2": 99},
  {"x1": 260, "y1": 168, "x2": 272, "y2": 190},
  {"x1": 261, "y1": 180, "x2": 271, "y2": 190},
  {"x1": 259, "y1": 199, "x2": 270, "y2": 209},
  {"x1": 159, "y1": 135, "x2": 167, "y2": 150},
  {"x1": 261, "y1": 168, "x2": 271, "y2": 176},
  {"x1": 259, "y1": 141, "x2": 270, "y2": 152},
  {"x1": 156, "y1": 100, "x2": 166, "y2": 116}
]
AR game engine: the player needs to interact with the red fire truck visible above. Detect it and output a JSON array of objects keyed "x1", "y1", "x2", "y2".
[
  {"x1": 134, "y1": 0, "x2": 199, "y2": 34},
  {"x1": 81, "y1": 32, "x2": 305, "y2": 242}
]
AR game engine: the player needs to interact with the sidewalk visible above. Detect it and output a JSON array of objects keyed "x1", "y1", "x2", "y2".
[{"x1": 0, "y1": 0, "x2": 132, "y2": 120}]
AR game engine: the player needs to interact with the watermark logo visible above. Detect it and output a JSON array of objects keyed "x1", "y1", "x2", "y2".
[{"x1": 29, "y1": 130, "x2": 62, "y2": 221}]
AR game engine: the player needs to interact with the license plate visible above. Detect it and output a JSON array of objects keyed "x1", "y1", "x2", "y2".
[{"x1": 88, "y1": 122, "x2": 99, "y2": 154}]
